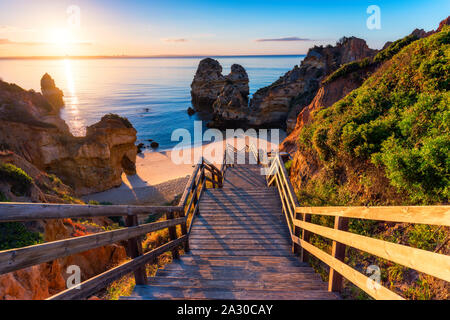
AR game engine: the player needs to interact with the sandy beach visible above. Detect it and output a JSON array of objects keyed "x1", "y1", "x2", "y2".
[{"x1": 82, "y1": 134, "x2": 284, "y2": 205}]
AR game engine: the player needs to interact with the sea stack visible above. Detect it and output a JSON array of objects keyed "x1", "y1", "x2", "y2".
[
  {"x1": 40, "y1": 73, "x2": 64, "y2": 109},
  {"x1": 190, "y1": 58, "x2": 249, "y2": 111}
]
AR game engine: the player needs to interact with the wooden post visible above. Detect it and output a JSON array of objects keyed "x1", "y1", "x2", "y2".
[
  {"x1": 292, "y1": 212, "x2": 302, "y2": 254},
  {"x1": 125, "y1": 215, "x2": 147, "y2": 285},
  {"x1": 300, "y1": 213, "x2": 312, "y2": 263},
  {"x1": 211, "y1": 170, "x2": 216, "y2": 188},
  {"x1": 328, "y1": 216, "x2": 349, "y2": 292},
  {"x1": 179, "y1": 209, "x2": 189, "y2": 253},
  {"x1": 166, "y1": 211, "x2": 180, "y2": 259},
  {"x1": 218, "y1": 171, "x2": 223, "y2": 188}
]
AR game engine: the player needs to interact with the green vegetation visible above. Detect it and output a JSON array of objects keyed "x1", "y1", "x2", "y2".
[
  {"x1": 294, "y1": 27, "x2": 449, "y2": 300},
  {"x1": 374, "y1": 34, "x2": 420, "y2": 63},
  {"x1": 323, "y1": 58, "x2": 372, "y2": 84},
  {"x1": 284, "y1": 160, "x2": 292, "y2": 174},
  {"x1": 0, "y1": 163, "x2": 33, "y2": 196},
  {"x1": 0, "y1": 222, "x2": 44, "y2": 250},
  {"x1": 298, "y1": 26, "x2": 450, "y2": 205},
  {"x1": 323, "y1": 33, "x2": 423, "y2": 85}
]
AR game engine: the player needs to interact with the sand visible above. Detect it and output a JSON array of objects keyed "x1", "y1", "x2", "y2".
[{"x1": 82, "y1": 133, "x2": 284, "y2": 205}]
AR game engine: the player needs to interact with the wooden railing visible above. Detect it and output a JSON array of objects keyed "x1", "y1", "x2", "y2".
[
  {"x1": 0, "y1": 157, "x2": 224, "y2": 300},
  {"x1": 264, "y1": 150, "x2": 450, "y2": 300}
]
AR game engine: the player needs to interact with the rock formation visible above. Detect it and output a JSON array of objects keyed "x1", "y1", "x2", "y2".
[
  {"x1": 40, "y1": 73, "x2": 64, "y2": 109},
  {"x1": 190, "y1": 58, "x2": 249, "y2": 111},
  {"x1": 251, "y1": 37, "x2": 377, "y2": 132},
  {"x1": 0, "y1": 79, "x2": 137, "y2": 195},
  {"x1": 192, "y1": 38, "x2": 376, "y2": 130}
]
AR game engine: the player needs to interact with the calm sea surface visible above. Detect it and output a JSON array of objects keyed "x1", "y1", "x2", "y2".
[{"x1": 0, "y1": 56, "x2": 304, "y2": 150}]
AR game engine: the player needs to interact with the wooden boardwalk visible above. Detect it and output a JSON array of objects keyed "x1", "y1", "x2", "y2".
[{"x1": 125, "y1": 156, "x2": 339, "y2": 300}]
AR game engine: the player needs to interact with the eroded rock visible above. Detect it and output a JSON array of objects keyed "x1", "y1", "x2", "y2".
[{"x1": 0, "y1": 79, "x2": 137, "y2": 195}]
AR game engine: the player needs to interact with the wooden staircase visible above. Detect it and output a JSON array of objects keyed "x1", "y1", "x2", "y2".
[
  {"x1": 124, "y1": 155, "x2": 339, "y2": 300},
  {"x1": 0, "y1": 146, "x2": 447, "y2": 300}
]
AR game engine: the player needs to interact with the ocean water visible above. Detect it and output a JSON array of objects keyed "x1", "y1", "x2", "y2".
[{"x1": 0, "y1": 56, "x2": 304, "y2": 150}]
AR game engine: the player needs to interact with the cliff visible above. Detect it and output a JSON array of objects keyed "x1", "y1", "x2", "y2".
[
  {"x1": 192, "y1": 38, "x2": 377, "y2": 130},
  {"x1": 287, "y1": 23, "x2": 449, "y2": 207},
  {"x1": 0, "y1": 78, "x2": 137, "y2": 195}
]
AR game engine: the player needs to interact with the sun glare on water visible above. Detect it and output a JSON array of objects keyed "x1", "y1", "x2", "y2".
[{"x1": 63, "y1": 59, "x2": 85, "y2": 136}]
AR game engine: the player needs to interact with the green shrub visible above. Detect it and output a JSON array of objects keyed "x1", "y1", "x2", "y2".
[
  {"x1": 374, "y1": 34, "x2": 419, "y2": 63},
  {"x1": 0, "y1": 222, "x2": 43, "y2": 250},
  {"x1": 0, "y1": 163, "x2": 33, "y2": 196},
  {"x1": 298, "y1": 27, "x2": 450, "y2": 204},
  {"x1": 323, "y1": 57, "x2": 372, "y2": 84}
]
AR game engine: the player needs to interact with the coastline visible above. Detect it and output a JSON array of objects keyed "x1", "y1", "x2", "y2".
[{"x1": 82, "y1": 133, "x2": 284, "y2": 205}]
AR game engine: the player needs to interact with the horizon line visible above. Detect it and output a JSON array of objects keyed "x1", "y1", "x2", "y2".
[{"x1": 0, "y1": 54, "x2": 307, "y2": 60}]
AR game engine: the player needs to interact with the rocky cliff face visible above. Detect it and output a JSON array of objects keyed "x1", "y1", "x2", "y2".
[
  {"x1": 0, "y1": 78, "x2": 137, "y2": 195},
  {"x1": 280, "y1": 27, "x2": 434, "y2": 155},
  {"x1": 281, "y1": 62, "x2": 377, "y2": 154},
  {"x1": 193, "y1": 38, "x2": 376, "y2": 130},
  {"x1": 251, "y1": 37, "x2": 377, "y2": 132}
]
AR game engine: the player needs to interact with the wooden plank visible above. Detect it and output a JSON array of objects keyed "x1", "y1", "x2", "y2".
[
  {"x1": 296, "y1": 206, "x2": 450, "y2": 226},
  {"x1": 127, "y1": 286, "x2": 339, "y2": 300},
  {"x1": 147, "y1": 277, "x2": 326, "y2": 291},
  {"x1": 294, "y1": 219, "x2": 450, "y2": 282},
  {"x1": 0, "y1": 217, "x2": 185, "y2": 275},
  {"x1": 293, "y1": 236, "x2": 403, "y2": 300},
  {"x1": 47, "y1": 236, "x2": 187, "y2": 300},
  {"x1": 0, "y1": 203, "x2": 181, "y2": 222},
  {"x1": 156, "y1": 269, "x2": 317, "y2": 279},
  {"x1": 188, "y1": 244, "x2": 291, "y2": 250},
  {"x1": 188, "y1": 249, "x2": 292, "y2": 256}
]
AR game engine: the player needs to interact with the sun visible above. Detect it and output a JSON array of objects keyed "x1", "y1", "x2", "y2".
[{"x1": 49, "y1": 28, "x2": 72, "y2": 47}]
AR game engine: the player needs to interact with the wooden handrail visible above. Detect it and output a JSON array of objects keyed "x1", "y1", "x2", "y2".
[
  {"x1": 265, "y1": 149, "x2": 450, "y2": 300},
  {"x1": 0, "y1": 203, "x2": 182, "y2": 222},
  {"x1": 296, "y1": 206, "x2": 450, "y2": 226},
  {"x1": 0, "y1": 217, "x2": 185, "y2": 275},
  {"x1": 0, "y1": 152, "x2": 228, "y2": 300}
]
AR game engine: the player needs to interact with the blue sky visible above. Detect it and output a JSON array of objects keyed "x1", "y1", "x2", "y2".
[{"x1": 0, "y1": 0, "x2": 448, "y2": 56}]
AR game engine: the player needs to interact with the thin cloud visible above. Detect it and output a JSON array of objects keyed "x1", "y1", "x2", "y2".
[
  {"x1": 255, "y1": 37, "x2": 313, "y2": 42},
  {"x1": 0, "y1": 38, "x2": 92, "y2": 46},
  {"x1": 163, "y1": 38, "x2": 188, "y2": 43},
  {"x1": 0, "y1": 25, "x2": 36, "y2": 33}
]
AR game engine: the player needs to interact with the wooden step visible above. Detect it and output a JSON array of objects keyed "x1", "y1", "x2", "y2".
[
  {"x1": 179, "y1": 255, "x2": 306, "y2": 265},
  {"x1": 188, "y1": 249, "x2": 292, "y2": 256},
  {"x1": 161, "y1": 261, "x2": 314, "y2": 271},
  {"x1": 126, "y1": 285, "x2": 340, "y2": 300},
  {"x1": 147, "y1": 277, "x2": 328, "y2": 291},
  {"x1": 156, "y1": 268, "x2": 318, "y2": 279}
]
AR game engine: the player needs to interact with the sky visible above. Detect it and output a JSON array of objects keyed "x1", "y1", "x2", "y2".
[{"x1": 0, "y1": 0, "x2": 448, "y2": 57}]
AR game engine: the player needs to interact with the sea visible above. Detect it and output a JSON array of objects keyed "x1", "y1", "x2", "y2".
[{"x1": 0, "y1": 55, "x2": 304, "y2": 150}]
